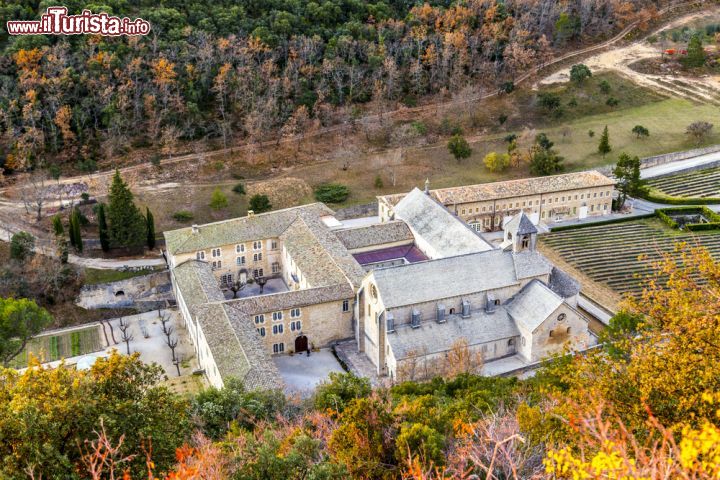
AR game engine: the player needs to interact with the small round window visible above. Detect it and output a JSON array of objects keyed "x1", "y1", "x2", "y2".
[{"x1": 557, "y1": 313, "x2": 566, "y2": 322}]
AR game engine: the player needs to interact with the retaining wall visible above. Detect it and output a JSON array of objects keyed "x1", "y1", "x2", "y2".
[
  {"x1": 596, "y1": 144, "x2": 720, "y2": 177},
  {"x1": 76, "y1": 271, "x2": 173, "y2": 310}
]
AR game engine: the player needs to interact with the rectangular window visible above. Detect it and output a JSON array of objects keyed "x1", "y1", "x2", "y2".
[
  {"x1": 273, "y1": 343, "x2": 284, "y2": 354},
  {"x1": 272, "y1": 324, "x2": 284, "y2": 335},
  {"x1": 253, "y1": 241, "x2": 262, "y2": 250},
  {"x1": 342, "y1": 299, "x2": 350, "y2": 312},
  {"x1": 221, "y1": 273, "x2": 233, "y2": 286},
  {"x1": 461, "y1": 209, "x2": 466, "y2": 215},
  {"x1": 290, "y1": 320, "x2": 302, "y2": 331},
  {"x1": 290, "y1": 308, "x2": 301, "y2": 318},
  {"x1": 236, "y1": 244, "x2": 245, "y2": 253},
  {"x1": 271, "y1": 240, "x2": 278, "y2": 250},
  {"x1": 272, "y1": 262, "x2": 280, "y2": 274},
  {"x1": 196, "y1": 251, "x2": 205, "y2": 260},
  {"x1": 253, "y1": 253, "x2": 263, "y2": 262},
  {"x1": 236, "y1": 256, "x2": 245, "y2": 265},
  {"x1": 212, "y1": 248, "x2": 221, "y2": 258},
  {"x1": 254, "y1": 314, "x2": 265, "y2": 324},
  {"x1": 257, "y1": 327, "x2": 266, "y2": 337},
  {"x1": 212, "y1": 260, "x2": 222, "y2": 270},
  {"x1": 253, "y1": 268, "x2": 264, "y2": 278},
  {"x1": 272, "y1": 311, "x2": 283, "y2": 321}
]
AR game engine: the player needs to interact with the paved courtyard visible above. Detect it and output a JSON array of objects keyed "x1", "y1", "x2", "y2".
[{"x1": 273, "y1": 349, "x2": 346, "y2": 396}]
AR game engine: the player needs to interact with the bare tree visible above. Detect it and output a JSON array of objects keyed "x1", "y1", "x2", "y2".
[
  {"x1": 165, "y1": 335, "x2": 178, "y2": 362},
  {"x1": 118, "y1": 318, "x2": 133, "y2": 355},
  {"x1": 20, "y1": 170, "x2": 51, "y2": 222}
]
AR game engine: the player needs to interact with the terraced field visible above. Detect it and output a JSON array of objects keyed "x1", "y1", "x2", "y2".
[
  {"x1": 9, "y1": 325, "x2": 104, "y2": 368},
  {"x1": 647, "y1": 166, "x2": 720, "y2": 198},
  {"x1": 540, "y1": 219, "x2": 720, "y2": 296}
]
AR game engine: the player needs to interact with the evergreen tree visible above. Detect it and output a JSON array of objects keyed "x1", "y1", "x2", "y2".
[
  {"x1": 529, "y1": 133, "x2": 564, "y2": 175},
  {"x1": 613, "y1": 153, "x2": 642, "y2": 210},
  {"x1": 97, "y1": 203, "x2": 110, "y2": 252},
  {"x1": 71, "y1": 208, "x2": 83, "y2": 253},
  {"x1": 146, "y1": 207, "x2": 156, "y2": 250},
  {"x1": 682, "y1": 34, "x2": 705, "y2": 68},
  {"x1": 51, "y1": 215, "x2": 64, "y2": 237},
  {"x1": 598, "y1": 126, "x2": 611, "y2": 157},
  {"x1": 209, "y1": 188, "x2": 229, "y2": 210},
  {"x1": 68, "y1": 211, "x2": 77, "y2": 248},
  {"x1": 447, "y1": 134, "x2": 472, "y2": 162},
  {"x1": 107, "y1": 170, "x2": 146, "y2": 248}
]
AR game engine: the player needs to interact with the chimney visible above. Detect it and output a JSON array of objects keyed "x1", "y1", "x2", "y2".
[
  {"x1": 461, "y1": 300, "x2": 471, "y2": 318},
  {"x1": 424, "y1": 178, "x2": 430, "y2": 195},
  {"x1": 247, "y1": 210, "x2": 255, "y2": 217},
  {"x1": 486, "y1": 294, "x2": 497, "y2": 313},
  {"x1": 191, "y1": 225, "x2": 199, "y2": 234}
]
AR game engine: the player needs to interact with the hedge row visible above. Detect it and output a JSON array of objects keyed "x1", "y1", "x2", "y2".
[
  {"x1": 549, "y1": 213, "x2": 656, "y2": 232},
  {"x1": 638, "y1": 187, "x2": 720, "y2": 205},
  {"x1": 655, "y1": 206, "x2": 720, "y2": 232},
  {"x1": 656, "y1": 209, "x2": 678, "y2": 229}
]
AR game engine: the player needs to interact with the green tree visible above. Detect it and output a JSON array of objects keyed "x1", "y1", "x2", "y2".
[
  {"x1": 447, "y1": 134, "x2": 472, "y2": 162},
  {"x1": 146, "y1": 207, "x2": 156, "y2": 250},
  {"x1": 314, "y1": 184, "x2": 350, "y2": 203},
  {"x1": 395, "y1": 422, "x2": 446, "y2": 469},
  {"x1": 631, "y1": 125, "x2": 650, "y2": 139},
  {"x1": 598, "y1": 125, "x2": 611, "y2": 157},
  {"x1": 97, "y1": 203, "x2": 110, "y2": 252},
  {"x1": 51, "y1": 215, "x2": 64, "y2": 237},
  {"x1": 374, "y1": 174, "x2": 384, "y2": 189},
  {"x1": 529, "y1": 134, "x2": 564, "y2": 175},
  {"x1": 249, "y1": 194, "x2": 272, "y2": 213},
  {"x1": 682, "y1": 33, "x2": 706, "y2": 68},
  {"x1": 555, "y1": 12, "x2": 580, "y2": 44},
  {"x1": 10, "y1": 231, "x2": 35, "y2": 262},
  {"x1": 483, "y1": 151, "x2": 510, "y2": 172},
  {"x1": 209, "y1": 187, "x2": 228, "y2": 210},
  {"x1": 313, "y1": 371, "x2": 372, "y2": 412},
  {"x1": 232, "y1": 183, "x2": 246, "y2": 195},
  {"x1": 0, "y1": 352, "x2": 190, "y2": 478},
  {"x1": 613, "y1": 152, "x2": 642, "y2": 210},
  {"x1": 569, "y1": 64, "x2": 592, "y2": 84},
  {"x1": 71, "y1": 208, "x2": 83, "y2": 253},
  {"x1": 538, "y1": 92, "x2": 561, "y2": 114},
  {"x1": 0, "y1": 297, "x2": 52, "y2": 366},
  {"x1": 107, "y1": 170, "x2": 146, "y2": 248}
]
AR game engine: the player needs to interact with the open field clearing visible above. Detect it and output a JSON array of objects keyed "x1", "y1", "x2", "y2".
[
  {"x1": 9, "y1": 324, "x2": 103, "y2": 368},
  {"x1": 647, "y1": 165, "x2": 720, "y2": 197},
  {"x1": 539, "y1": 218, "x2": 720, "y2": 298}
]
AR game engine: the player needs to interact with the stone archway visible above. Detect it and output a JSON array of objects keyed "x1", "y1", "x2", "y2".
[{"x1": 294, "y1": 334, "x2": 308, "y2": 353}]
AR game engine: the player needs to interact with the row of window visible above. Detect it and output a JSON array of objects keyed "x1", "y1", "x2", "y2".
[
  {"x1": 197, "y1": 240, "x2": 279, "y2": 262},
  {"x1": 256, "y1": 321, "x2": 302, "y2": 337},
  {"x1": 254, "y1": 308, "x2": 303, "y2": 325},
  {"x1": 459, "y1": 190, "x2": 612, "y2": 216}
]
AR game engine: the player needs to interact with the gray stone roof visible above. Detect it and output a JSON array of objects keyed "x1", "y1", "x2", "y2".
[
  {"x1": 333, "y1": 221, "x2": 413, "y2": 251},
  {"x1": 512, "y1": 250, "x2": 553, "y2": 279},
  {"x1": 393, "y1": 188, "x2": 493, "y2": 257},
  {"x1": 505, "y1": 280, "x2": 563, "y2": 332},
  {"x1": 172, "y1": 260, "x2": 225, "y2": 308},
  {"x1": 280, "y1": 218, "x2": 349, "y2": 287},
  {"x1": 192, "y1": 303, "x2": 282, "y2": 390},
  {"x1": 505, "y1": 212, "x2": 537, "y2": 236},
  {"x1": 372, "y1": 249, "x2": 547, "y2": 309},
  {"x1": 548, "y1": 267, "x2": 581, "y2": 299},
  {"x1": 387, "y1": 308, "x2": 519, "y2": 361},
  {"x1": 224, "y1": 284, "x2": 354, "y2": 315},
  {"x1": 378, "y1": 171, "x2": 614, "y2": 207},
  {"x1": 164, "y1": 203, "x2": 334, "y2": 255}
]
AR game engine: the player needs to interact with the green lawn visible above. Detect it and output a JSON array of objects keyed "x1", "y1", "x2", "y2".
[{"x1": 10, "y1": 325, "x2": 104, "y2": 368}]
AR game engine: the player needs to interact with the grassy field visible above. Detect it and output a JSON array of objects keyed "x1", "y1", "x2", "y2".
[
  {"x1": 647, "y1": 165, "x2": 720, "y2": 198},
  {"x1": 10, "y1": 324, "x2": 104, "y2": 368},
  {"x1": 539, "y1": 218, "x2": 720, "y2": 298}
]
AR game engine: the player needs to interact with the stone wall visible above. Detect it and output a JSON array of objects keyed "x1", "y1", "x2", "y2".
[
  {"x1": 334, "y1": 202, "x2": 378, "y2": 220},
  {"x1": 76, "y1": 271, "x2": 173, "y2": 311},
  {"x1": 596, "y1": 144, "x2": 720, "y2": 177}
]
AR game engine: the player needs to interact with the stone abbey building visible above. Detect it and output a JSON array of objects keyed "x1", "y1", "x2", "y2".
[{"x1": 164, "y1": 172, "x2": 603, "y2": 389}]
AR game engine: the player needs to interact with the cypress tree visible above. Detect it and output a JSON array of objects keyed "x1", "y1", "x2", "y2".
[
  {"x1": 107, "y1": 169, "x2": 146, "y2": 248},
  {"x1": 146, "y1": 207, "x2": 156, "y2": 250},
  {"x1": 97, "y1": 203, "x2": 110, "y2": 252},
  {"x1": 71, "y1": 208, "x2": 83, "y2": 253},
  {"x1": 68, "y1": 212, "x2": 77, "y2": 248},
  {"x1": 598, "y1": 126, "x2": 611, "y2": 157}
]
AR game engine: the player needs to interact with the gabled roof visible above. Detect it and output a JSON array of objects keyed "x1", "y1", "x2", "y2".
[
  {"x1": 505, "y1": 212, "x2": 537, "y2": 236},
  {"x1": 372, "y1": 249, "x2": 550, "y2": 309},
  {"x1": 506, "y1": 280, "x2": 563, "y2": 332},
  {"x1": 333, "y1": 221, "x2": 413, "y2": 251},
  {"x1": 163, "y1": 203, "x2": 333, "y2": 255},
  {"x1": 393, "y1": 188, "x2": 493, "y2": 257},
  {"x1": 548, "y1": 267, "x2": 581, "y2": 298},
  {"x1": 172, "y1": 260, "x2": 225, "y2": 308},
  {"x1": 387, "y1": 308, "x2": 519, "y2": 361}
]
